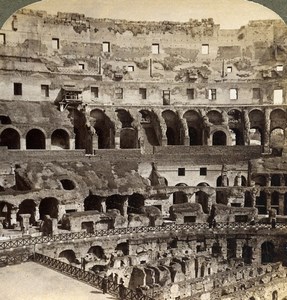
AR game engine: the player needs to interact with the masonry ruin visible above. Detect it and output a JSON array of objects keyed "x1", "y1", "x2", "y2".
[{"x1": 0, "y1": 6, "x2": 287, "y2": 300}]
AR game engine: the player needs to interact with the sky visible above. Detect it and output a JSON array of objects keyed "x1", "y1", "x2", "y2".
[{"x1": 25, "y1": 0, "x2": 282, "y2": 29}]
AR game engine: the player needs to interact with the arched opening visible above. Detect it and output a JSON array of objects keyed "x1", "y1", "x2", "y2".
[
  {"x1": 17, "y1": 199, "x2": 36, "y2": 225},
  {"x1": 271, "y1": 191, "x2": 279, "y2": 214},
  {"x1": 0, "y1": 115, "x2": 11, "y2": 124},
  {"x1": 270, "y1": 109, "x2": 286, "y2": 131},
  {"x1": 242, "y1": 245, "x2": 253, "y2": 264},
  {"x1": 272, "y1": 291, "x2": 278, "y2": 300},
  {"x1": 106, "y1": 195, "x2": 126, "y2": 215},
  {"x1": 0, "y1": 128, "x2": 20, "y2": 149},
  {"x1": 252, "y1": 175, "x2": 267, "y2": 186},
  {"x1": 39, "y1": 197, "x2": 59, "y2": 220},
  {"x1": 217, "y1": 175, "x2": 229, "y2": 187},
  {"x1": 128, "y1": 193, "x2": 145, "y2": 213},
  {"x1": 90, "y1": 109, "x2": 115, "y2": 149},
  {"x1": 51, "y1": 129, "x2": 70, "y2": 150},
  {"x1": 139, "y1": 110, "x2": 161, "y2": 150},
  {"x1": 84, "y1": 195, "x2": 103, "y2": 212},
  {"x1": 270, "y1": 128, "x2": 285, "y2": 150},
  {"x1": 228, "y1": 110, "x2": 244, "y2": 145},
  {"x1": 271, "y1": 174, "x2": 281, "y2": 187},
  {"x1": 59, "y1": 250, "x2": 77, "y2": 264},
  {"x1": 195, "y1": 191, "x2": 209, "y2": 213},
  {"x1": 256, "y1": 191, "x2": 267, "y2": 215},
  {"x1": 120, "y1": 128, "x2": 137, "y2": 149},
  {"x1": 116, "y1": 242, "x2": 129, "y2": 256},
  {"x1": 0, "y1": 201, "x2": 13, "y2": 226},
  {"x1": 26, "y1": 129, "x2": 46, "y2": 149},
  {"x1": 207, "y1": 110, "x2": 223, "y2": 125},
  {"x1": 173, "y1": 191, "x2": 188, "y2": 205},
  {"x1": 60, "y1": 179, "x2": 75, "y2": 190},
  {"x1": 261, "y1": 241, "x2": 275, "y2": 264},
  {"x1": 183, "y1": 110, "x2": 203, "y2": 145},
  {"x1": 88, "y1": 246, "x2": 105, "y2": 260},
  {"x1": 162, "y1": 110, "x2": 181, "y2": 145},
  {"x1": 212, "y1": 131, "x2": 227, "y2": 145},
  {"x1": 249, "y1": 128, "x2": 263, "y2": 145}
]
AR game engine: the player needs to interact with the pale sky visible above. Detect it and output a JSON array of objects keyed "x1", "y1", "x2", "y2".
[{"x1": 24, "y1": 0, "x2": 282, "y2": 29}]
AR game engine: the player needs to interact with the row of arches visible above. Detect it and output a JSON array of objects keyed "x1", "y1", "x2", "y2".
[
  {"x1": 0, "y1": 128, "x2": 70, "y2": 149},
  {"x1": 253, "y1": 174, "x2": 287, "y2": 187}
]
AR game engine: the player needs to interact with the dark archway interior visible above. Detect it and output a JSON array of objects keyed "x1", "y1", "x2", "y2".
[
  {"x1": 0, "y1": 128, "x2": 20, "y2": 149},
  {"x1": 17, "y1": 199, "x2": 36, "y2": 224},
  {"x1": 51, "y1": 129, "x2": 70, "y2": 149},
  {"x1": 26, "y1": 129, "x2": 45, "y2": 149},
  {"x1": 39, "y1": 197, "x2": 59, "y2": 220},
  {"x1": 213, "y1": 131, "x2": 227, "y2": 145}
]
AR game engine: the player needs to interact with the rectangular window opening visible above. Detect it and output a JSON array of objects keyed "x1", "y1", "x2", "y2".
[
  {"x1": 41, "y1": 85, "x2": 49, "y2": 97},
  {"x1": 0, "y1": 33, "x2": 6, "y2": 45},
  {"x1": 152, "y1": 43, "x2": 160, "y2": 54},
  {"x1": 230, "y1": 88, "x2": 238, "y2": 100},
  {"x1": 79, "y1": 63, "x2": 85, "y2": 70},
  {"x1": 115, "y1": 87, "x2": 123, "y2": 99},
  {"x1": 252, "y1": 88, "x2": 261, "y2": 99},
  {"x1": 128, "y1": 66, "x2": 134, "y2": 72},
  {"x1": 200, "y1": 168, "x2": 207, "y2": 176},
  {"x1": 201, "y1": 44, "x2": 209, "y2": 55},
  {"x1": 163, "y1": 90, "x2": 170, "y2": 105},
  {"x1": 274, "y1": 89, "x2": 283, "y2": 104},
  {"x1": 178, "y1": 168, "x2": 185, "y2": 176},
  {"x1": 52, "y1": 38, "x2": 59, "y2": 50},
  {"x1": 227, "y1": 66, "x2": 232, "y2": 73},
  {"x1": 207, "y1": 89, "x2": 216, "y2": 100},
  {"x1": 187, "y1": 88, "x2": 195, "y2": 100},
  {"x1": 102, "y1": 42, "x2": 110, "y2": 52},
  {"x1": 139, "y1": 88, "x2": 147, "y2": 100},
  {"x1": 91, "y1": 87, "x2": 99, "y2": 99},
  {"x1": 276, "y1": 65, "x2": 284, "y2": 72},
  {"x1": 14, "y1": 82, "x2": 22, "y2": 96}
]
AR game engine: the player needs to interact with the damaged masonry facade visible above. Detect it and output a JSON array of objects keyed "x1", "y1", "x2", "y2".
[{"x1": 0, "y1": 7, "x2": 287, "y2": 300}]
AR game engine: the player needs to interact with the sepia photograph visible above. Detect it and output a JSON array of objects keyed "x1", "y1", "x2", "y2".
[{"x1": 0, "y1": 0, "x2": 287, "y2": 299}]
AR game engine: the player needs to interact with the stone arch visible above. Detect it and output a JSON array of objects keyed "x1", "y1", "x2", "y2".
[
  {"x1": 39, "y1": 197, "x2": 59, "y2": 220},
  {"x1": 128, "y1": 193, "x2": 145, "y2": 213},
  {"x1": 270, "y1": 128, "x2": 285, "y2": 149},
  {"x1": 17, "y1": 199, "x2": 36, "y2": 225},
  {"x1": 84, "y1": 195, "x2": 103, "y2": 212},
  {"x1": 59, "y1": 249, "x2": 77, "y2": 264},
  {"x1": 0, "y1": 115, "x2": 11, "y2": 124},
  {"x1": 90, "y1": 109, "x2": 115, "y2": 149},
  {"x1": 106, "y1": 194, "x2": 126, "y2": 215},
  {"x1": 139, "y1": 110, "x2": 161, "y2": 147},
  {"x1": 0, "y1": 127, "x2": 21, "y2": 149},
  {"x1": 195, "y1": 186, "x2": 210, "y2": 214},
  {"x1": 162, "y1": 110, "x2": 181, "y2": 145},
  {"x1": 116, "y1": 242, "x2": 129, "y2": 256},
  {"x1": 51, "y1": 129, "x2": 70, "y2": 150},
  {"x1": 249, "y1": 109, "x2": 264, "y2": 145},
  {"x1": 217, "y1": 175, "x2": 229, "y2": 187},
  {"x1": 88, "y1": 245, "x2": 105, "y2": 260},
  {"x1": 270, "y1": 108, "x2": 286, "y2": 131},
  {"x1": 60, "y1": 179, "x2": 76, "y2": 190},
  {"x1": 183, "y1": 110, "x2": 203, "y2": 145},
  {"x1": 173, "y1": 191, "x2": 188, "y2": 205},
  {"x1": 261, "y1": 241, "x2": 275, "y2": 264},
  {"x1": 207, "y1": 110, "x2": 223, "y2": 125},
  {"x1": 26, "y1": 128, "x2": 46, "y2": 149},
  {"x1": 212, "y1": 131, "x2": 227, "y2": 145},
  {"x1": 0, "y1": 201, "x2": 13, "y2": 226}
]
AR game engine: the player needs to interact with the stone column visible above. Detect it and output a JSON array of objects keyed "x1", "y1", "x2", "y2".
[
  {"x1": 52, "y1": 218, "x2": 58, "y2": 235},
  {"x1": 35, "y1": 206, "x2": 40, "y2": 223},
  {"x1": 153, "y1": 109, "x2": 167, "y2": 146},
  {"x1": 46, "y1": 138, "x2": 51, "y2": 150},
  {"x1": 19, "y1": 213, "x2": 31, "y2": 234},
  {"x1": 92, "y1": 132, "x2": 99, "y2": 152},
  {"x1": 264, "y1": 108, "x2": 271, "y2": 153},
  {"x1": 101, "y1": 198, "x2": 107, "y2": 213},
  {"x1": 122, "y1": 197, "x2": 128, "y2": 217},
  {"x1": 177, "y1": 109, "x2": 189, "y2": 145},
  {"x1": 220, "y1": 239, "x2": 227, "y2": 260},
  {"x1": 266, "y1": 191, "x2": 271, "y2": 212},
  {"x1": 243, "y1": 110, "x2": 250, "y2": 146},
  {"x1": 20, "y1": 138, "x2": 26, "y2": 150},
  {"x1": 236, "y1": 240, "x2": 244, "y2": 259}
]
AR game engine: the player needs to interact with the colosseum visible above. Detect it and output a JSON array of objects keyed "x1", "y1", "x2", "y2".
[{"x1": 0, "y1": 1, "x2": 287, "y2": 299}]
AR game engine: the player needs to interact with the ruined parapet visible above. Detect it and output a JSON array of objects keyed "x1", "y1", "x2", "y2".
[{"x1": 169, "y1": 203, "x2": 208, "y2": 224}]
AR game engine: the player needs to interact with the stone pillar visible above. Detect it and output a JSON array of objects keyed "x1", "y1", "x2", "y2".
[
  {"x1": 205, "y1": 239, "x2": 213, "y2": 255},
  {"x1": 20, "y1": 138, "x2": 26, "y2": 150},
  {"x1": 101, "y1": 198, "x2": 107, "y2": 213},
  {"x1": 92, "y1": 132, "x2": 99, "y2": 153},
  {"x1": 181, "y1": 118, "x2": 190, "y2": 146},
  {"x1": 264, "y1": 108, "x2": 271, "y2": 153},
  {"x1": 122, "y1": 197, "x2": 128, "y2": 217},
  {"x1": 220, "y1": 239, "x2": 228, "y2": 260},
  {"x1": 115, "y1": 129, "x2": 121, "y2": 149},
  {"x1": 266, "y1": 191, "x2": 271, "y2": 212},
  {"x1": 0, "y1": 217, "x2": 5, "y2": 234},
  {"x1": 236, "y1": 240, "x2": 244, "y2": 259},
  {"x1": 70, "y1": 138, "x2": 75, "y2": 150},
  {"x1": 10, "y1": 207, "x2": 18, "y2": 227},
  {"x1": 46, "y1": 138, "x2": 51, "y2": 150},
  {"x1": 19, "y1": 214, "x2": 31, "y2": 234},
  {"x1": 153, "y1": 109, "x2": 167, "y2": 146},
  {"x1": 278, "y1": 193, "x2": 285, "y2": 215},
  {"x1": 243, "y1": 110, "x2": 250, "y2": 146},
  {"x1": 35, "y1": 206, "x2": 40, "y2": 222},
  {"x1": 52, "y1": 218, "x2": 58, "y2": 235}
]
